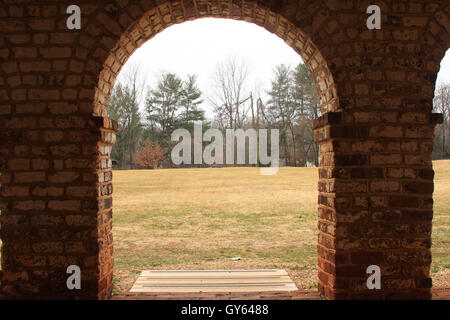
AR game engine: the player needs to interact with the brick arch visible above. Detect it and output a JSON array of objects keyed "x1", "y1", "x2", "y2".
[
  {"x1": 430, "y1": 5, "x2": 450, "y2": 94},
  {"x1": 0, "y1": 0, "x2": 449, "y2": 300},
  {"x1": 91, "y1": 0, "x2": 339, "y2": 117},
  {"x1": 88, "y1": 0, "x2": 340, "y2": 299}
]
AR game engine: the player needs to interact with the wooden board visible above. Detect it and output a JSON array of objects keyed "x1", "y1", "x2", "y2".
[
  {"x1": 130, "y1": 270, "x2": 298, "y2": 293},
  {"x1": 140, "y1": 269, "x2": 288, "y2": 277}
]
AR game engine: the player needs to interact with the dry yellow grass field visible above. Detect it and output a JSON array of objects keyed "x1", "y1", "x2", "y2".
[
  {"x1": 112, "y1": 160, "x2": 450, "y2": 293},
  {"x1": 0, "y1": 162, "x2": 447, "y2": 292}
]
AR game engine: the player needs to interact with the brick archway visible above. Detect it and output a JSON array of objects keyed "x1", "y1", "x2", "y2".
[
  {"x1": 93, "y1": 1, "x2": 338, "y2": 117},
  {"x1": 0, "y1": 0, "x2": 449, "y2": 300}
]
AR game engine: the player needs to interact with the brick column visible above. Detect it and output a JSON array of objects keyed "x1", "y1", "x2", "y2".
[
  {"x1": 314, "y1": 111, "x2": 443, "y2": 300},
  {"x1": 0, "y1": 113, "x2": 117, "y2": 299}
]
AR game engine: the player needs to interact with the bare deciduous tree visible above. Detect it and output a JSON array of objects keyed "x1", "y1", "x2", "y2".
[
  {"x1": 108, "y1": 63, "x2": 146, "y2": 169},
  {"x1": 209, "y1": 56, "x2": 252, "y2": 130},
  {"x1": 433, "y1": 83, "x2": 450, "y2": 159},
  {"x1": 120, "y1": 62, "x2": 149, "y2": 107},
  {"x1": 266, "y1": 64, "x2": 297, "y2": 166}
]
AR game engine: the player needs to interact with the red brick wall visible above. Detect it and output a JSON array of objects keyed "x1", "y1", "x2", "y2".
[{"x1": 0, "y1": 0, "x2": 449, "y2": 299}]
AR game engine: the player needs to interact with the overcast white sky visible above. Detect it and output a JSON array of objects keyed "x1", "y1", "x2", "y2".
[{"x1": 117, "y1": 18, "x2": 450, "y2": 119}]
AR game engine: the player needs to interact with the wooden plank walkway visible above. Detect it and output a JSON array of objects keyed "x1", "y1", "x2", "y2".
[{"x1": 130, "y1": 270, "x2": 298, "y2": 293}]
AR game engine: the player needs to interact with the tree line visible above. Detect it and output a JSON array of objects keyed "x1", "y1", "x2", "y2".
[
  {"x1": 108, "y1": 58, "x2": 322, "y2": 170},
  {"x1": 109, "y1": 60, "x2": 450, "y2": 170},
  {"x1": 108, "y1": 66, "x2": 207, "y2": 169}
]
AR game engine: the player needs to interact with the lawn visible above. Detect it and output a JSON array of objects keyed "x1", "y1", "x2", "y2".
[
  {"x1": 112, "y1": 166, "x2": 319, "y2": 292},
  {"x1": 0, "y1": 162, "x2": 448, "y2": 292},
  {"x1": 112, "y1": 160, "x2": 450, "y2": 293}
]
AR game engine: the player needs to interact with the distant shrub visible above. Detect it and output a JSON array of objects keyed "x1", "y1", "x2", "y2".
[{"x1": 134, "y1": 140, "x2": 165, "y2": 169}]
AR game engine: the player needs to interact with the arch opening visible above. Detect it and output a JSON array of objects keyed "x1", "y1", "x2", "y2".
[
  {"x1": 102, "y1": 14, "x2": 328, "y2": 296},
  {"x1": 93, "y1": 2, "x2": 338, "y2": 118},
  {"x1": 430, "y1": 48, "x2": 450, "y2": 288}
]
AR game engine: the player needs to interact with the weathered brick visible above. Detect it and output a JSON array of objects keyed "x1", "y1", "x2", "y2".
[
  {"x1": 20, "y1": 61, "x2": 51, "y2": 72},
  {"x1": 402, "y1": 238, "x2": 431, "y2": 249},
  {"x1": 368, "y1": 238, "x2": 400, "y2": 249},
  {"x1": 350, "y1": 251, "x2": 385, "y2": 264},
  {"x1": 402, "y1": 181, "x2": 434, "y2": 194},
  {"x1": 13, "y1": 47, "x2": 37, "y2": 59},
  {"x1": 67, "y1": 186, "x2": 96, "y2": 198},
  {"x1": 65, "y1": 241, "x2": 86, "y2": 254},
  {"x1": 371, "y1": 181, "x2": 400, "y2": 192},
  {"x1": 48, "y1": 172, "x2": 80, "y2": 184},
  {"x1": 16, "y1": 103, "x2": 46, "y2": 114},
  {"x1": 335, "y1": 154, "x2": 368, "y2": 166},
  {"x1": 28, "y1": 89, "x2": 60, "y2": 100},
  {"x1": 402, "y1": 210, "x2": 433, "y2": 221},
  {"x1": 44, "y1": 131, "x2": 64, "y2": 142},
  {"x1": 28, "y1": 19, "x2": 55, "y2": 31},
  {"x1": 66, "y1": 215, "x2": 97, "y2": 227},
  {"x1": 32, "y1": 242, "x2": 64, "y2": 254},
  {"x1": 31, "y1": 186, "x2": 64, "y2": 197},
  {"x1": 371, "y1": 154, "x2": 402, "y2": 165},
  {"x1": 14, "y1": 256, "x2": 47, "y2": 268},
  {"x1": 48, "y1": 200, "x2": 81, "y2": 211},
  {"x1": 389, "y1": 195, "x2": 420, "y2": 208},
  {"x1": 405, "y1": 155, "x2": 431, "y2": 166},
  {"x1": 39, "y1": 47, "x2": 72, "y2": 59},
  {"x1": 31, "y1": 159, "x2": 50, "y2": 170},
  {"x1": 372, "y1": 210, "x2": 401, "y2": 221},
  {"x1": 351, "y1": 167, "x2": 383, "y2": 179},
  {"x1": 5, "y1": 117, "x2": 36, "y2": 129},
  {"x1": 0, "y1": 1, "x2": 443, "y2": 301},
  {"x1": 1, "y1": 186, "x2": 29, "y2": 197},
  {"x1": 14, "y1": 172, "x2": 46, "y2": 184},
  {"x1": 49, "y1": 145, "x2": 81, "y2": 157},
  {"x1": 13, "y1": 200, "x2": 46, "y2": 211},
  {"x1": 0, "y1": 104, "x2": 12, "y2": 115},
  {"x1": 48, "y1": 102, "x2": 78, "y2": 115},
  {"x1": 8, "y1": 159, "x2": 30, "y2": 171}
]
